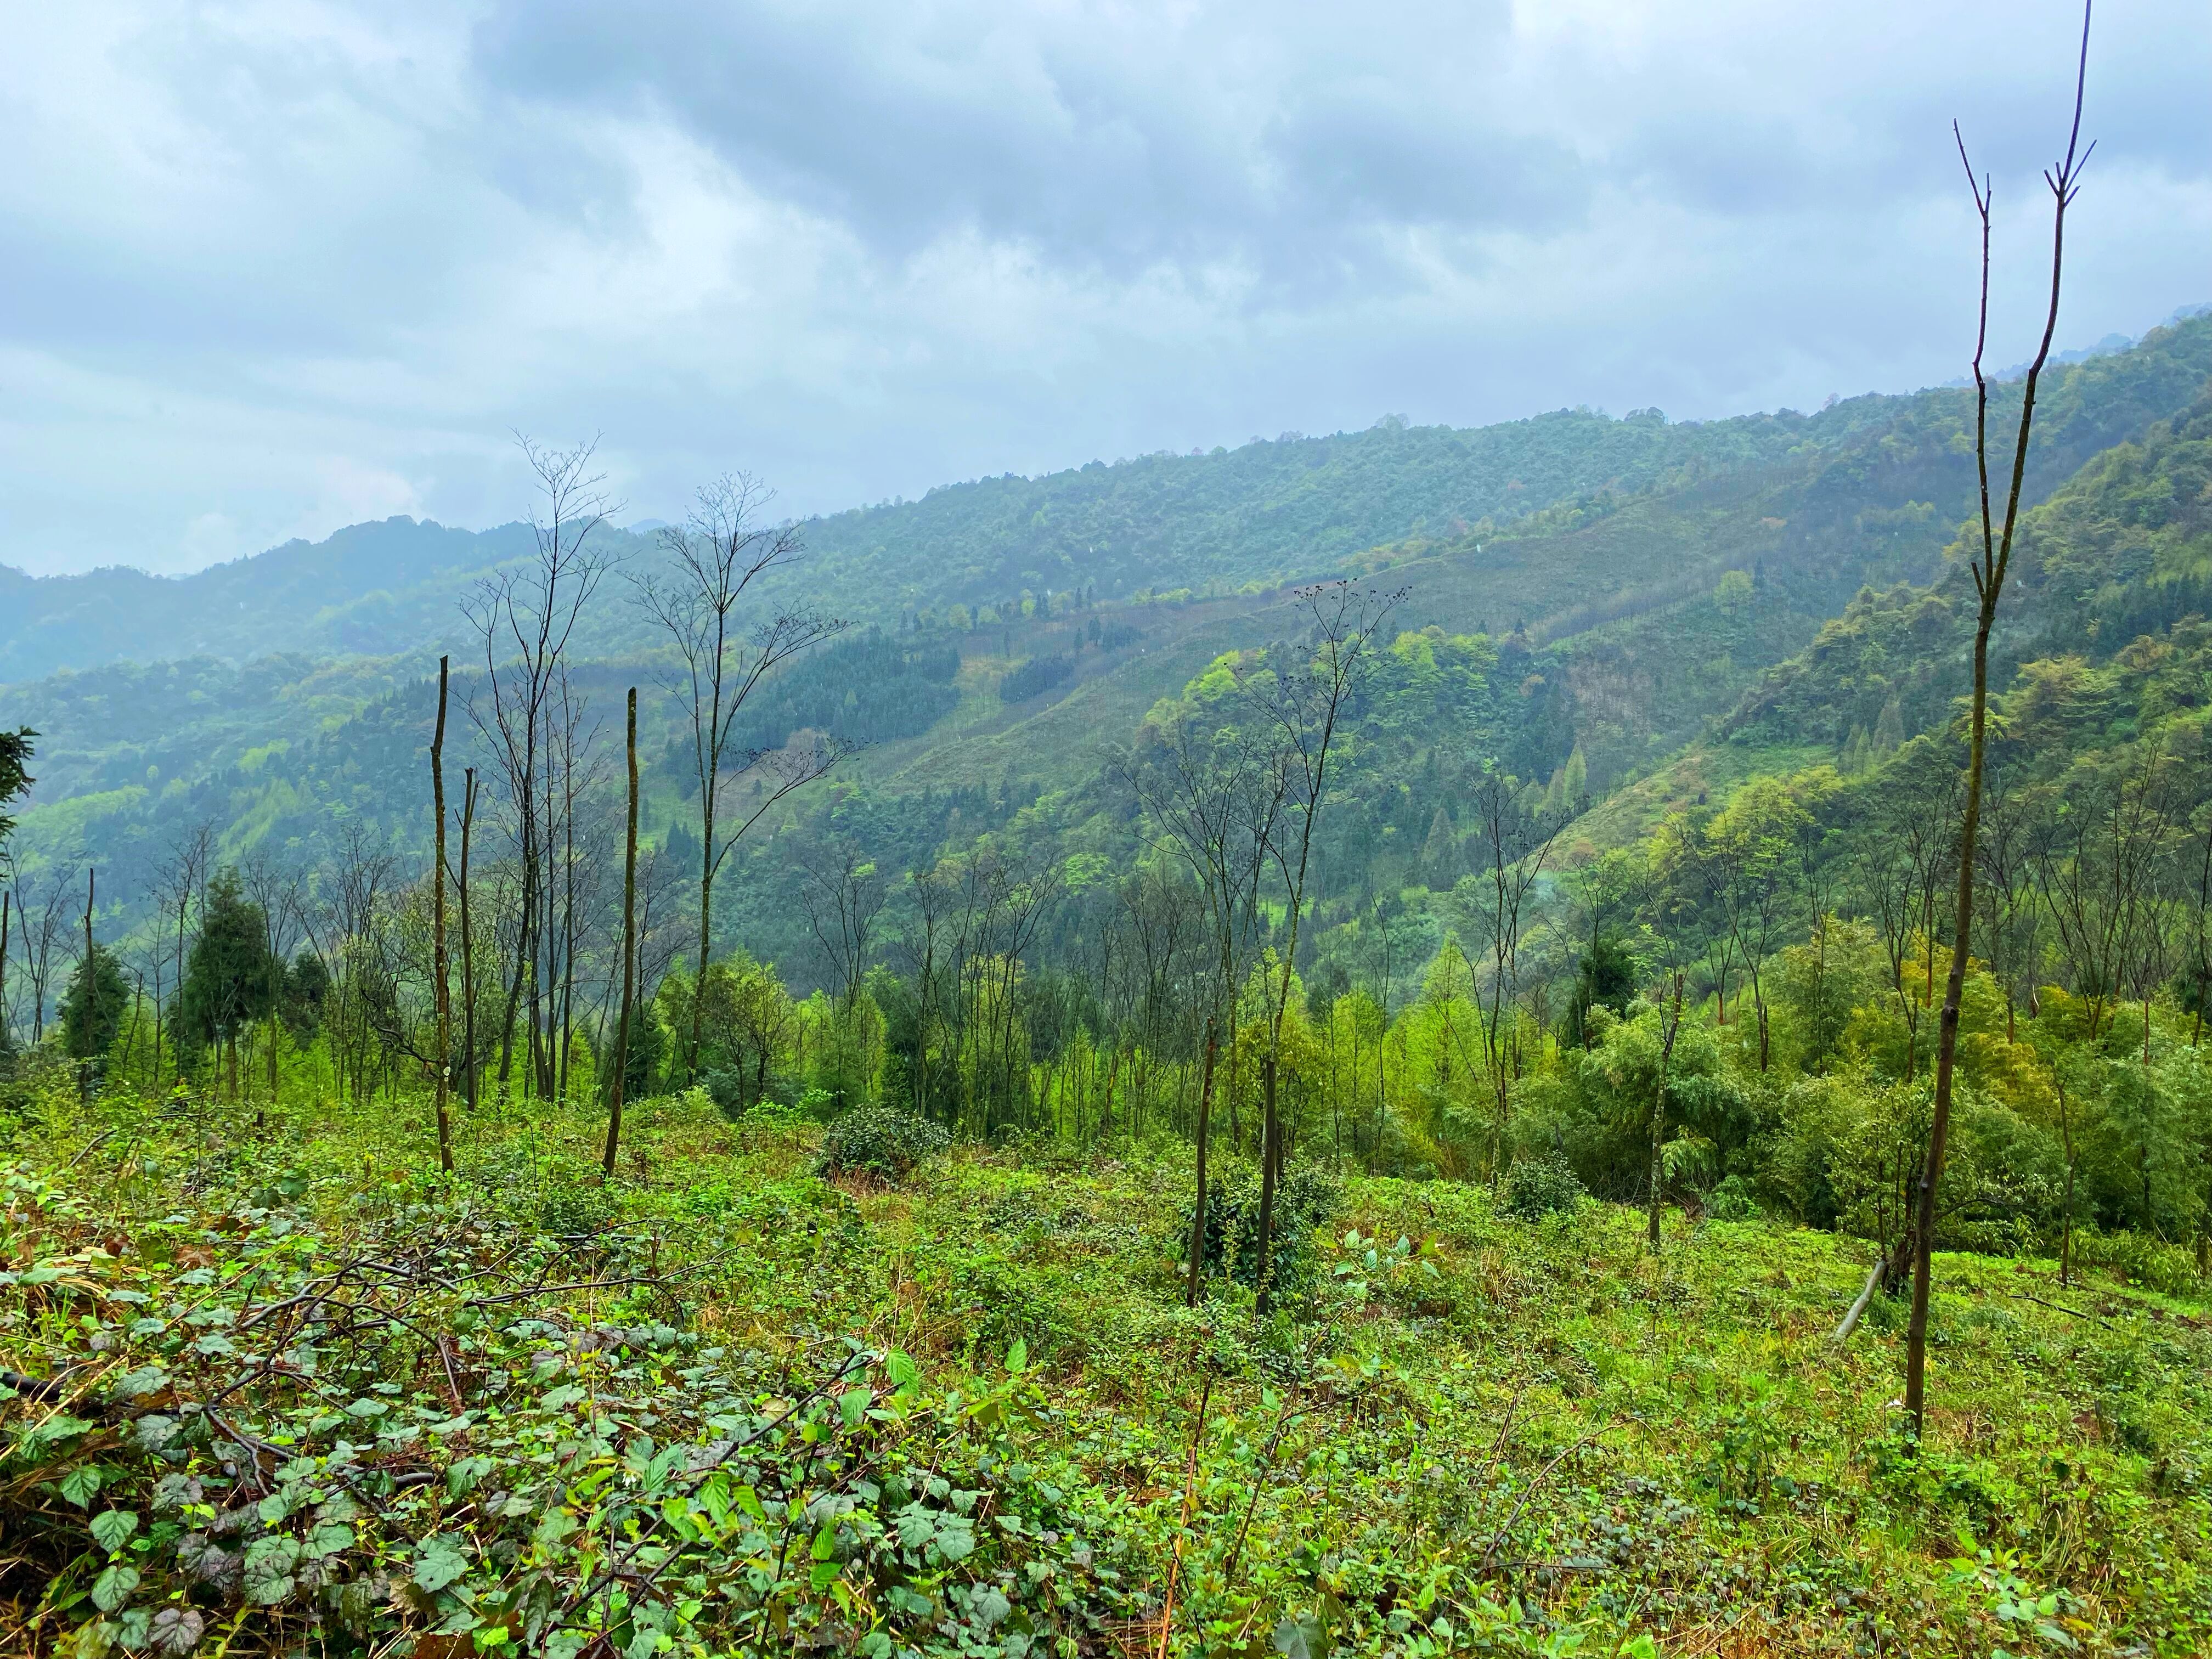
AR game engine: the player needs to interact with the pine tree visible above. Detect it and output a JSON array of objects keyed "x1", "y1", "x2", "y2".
[
  {"x1": 179, "y1": 871, "x2": 277, "y2": 1097},
  {"x1": 60, "y1": 943, "x2": 129, "y2": 1059}
]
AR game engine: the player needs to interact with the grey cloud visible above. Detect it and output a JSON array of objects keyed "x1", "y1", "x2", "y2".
[
  {"x1": 466, "y1": 0, "x2": 1583, "y2": 286},
  {"x1": 0, "y1": 1, "x2": 2206, "y2": 578}
]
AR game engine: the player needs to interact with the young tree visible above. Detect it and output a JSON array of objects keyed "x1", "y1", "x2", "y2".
[
  {"x1": 431, "y1": 656, "x2": 455, "y2": 1173},
  {"x1": 1906, "y1": 8, "x2": 2093, "y2": 1442},
  {"x1": 180, "y1": 871, "x2": 278, "y2": 1099},
  {"x1": 1247, "y1": 583, "x2": 1402, "y2": 1306},
  {"x1": 605, "y1": 686, "x2": 641, "y2": 1177},
  {"x1": 60, "y1": 944, "x2": 129, "y2": 1060},
  {"x1": 463, "y1": 436, "x2": 620, "y2": 1102},
  {"x1": 634, "y1": 473, "x2": 847, "y2": 1081},
  {"x1": 1452, "y1": 768, "x2": 1566, "y2": 1159},
  {"x1": 14, "y1": 865, "x2": 76, "y2": 1045},
  {"x1": 1122, "y1": 702, "x2": 1284, "y2": 1305}
]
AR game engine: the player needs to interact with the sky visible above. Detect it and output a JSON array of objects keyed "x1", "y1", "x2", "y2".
[{"x1": 2, "y1": 1, "x2": 2207, "y2": 578}]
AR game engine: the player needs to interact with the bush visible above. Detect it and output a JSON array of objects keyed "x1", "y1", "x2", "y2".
[
  {"x1": 1502, "y1": 1153, "x2": 1585, "y2": 1221},
  {"x1": 819, "y1": 1107, "x2": 952, "y2": 1182},
  {"x1": 701, "y1": 1066, "x2": 749, "y2": 1116},
  {"x1": 1188, "y1": 1166, "x2": 1340, "y2": 1296},
  {"x1": 1703, "y1": 1173, "x2": 1763, "y2": 1222},
  {"x1": 2074, "y1": 1228, "x2": 2205, "y2": 1297}
]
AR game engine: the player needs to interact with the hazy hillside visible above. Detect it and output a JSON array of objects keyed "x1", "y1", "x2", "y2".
[
  {"x1": 7, "y1": 312, "x2": 2212, "y2": 988},
  {"x1": 8, "y1": 314, "x2": 2200, "y2": 688}
]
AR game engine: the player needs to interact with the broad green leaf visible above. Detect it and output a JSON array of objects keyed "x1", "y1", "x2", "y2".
[
  {"x1": 90, "y1": 1509, "x2": 139, "y2": 1553},
  {"x1": 1006, "y1": 1338, "x2": 1028, "y2": 1375},
  {"x1": 413, "y1": 1534, "x2": 470, "y2": 1594},
  {"x1": 91, "y1": 1562, "x2": 140, "y2": 1613},
  {"x1": 59, "y1": 1464, "x2": 104, "y2": 1507},
  {"x1": 242, "y1": 1537, "x2": 301, "y2": 1605}
]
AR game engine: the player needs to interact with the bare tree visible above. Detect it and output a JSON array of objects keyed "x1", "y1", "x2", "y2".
[
  {"x1": 454, "y1": 767, "x2": 482, "y2": 1109},
  {"x1": 1453, "y1": 769, "x2": 1566, "y2": 1163},
  {"x1": 1244, "y1": 583, "x2": 1402, "y2": 1306},
  {"x1": 13, "y1": 865, "x2": 77, "y2": 1044},
  {"x1": 605, "y1": 687, "x2": 641, "y2": 1177},
  {"x1": 241, "y1": 855, "x2": 307, "y2": 1105},
  {"x1": 462, "y1": 436, "x2": 620, "y2": 1102},
  {"x1": 1976, "y1": 768, "x2": 2044, "y2": 1043},
  {"x1": 156, "y1": 824, "x2": 215, "y2": 1085},
  {"x1": 1906, "y1": 5, "x2": 2093, "y2": 1442},
  {"x1": 431, "y1": 656, "x2": 455, "y2": 1172},
  {"x1": 634, "y1": 472, "x2": 848, "y2": 1080},
  {"x1": 1122, "y1": 708, "x2": 1284, "y2": 1305},
  {"x1": 799, "y1": 841, "x2": 889, "y2": 1013}
]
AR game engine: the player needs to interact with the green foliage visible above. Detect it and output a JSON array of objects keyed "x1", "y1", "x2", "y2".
[
  {"x1": 60, "y1": 944, "x2": 130, "y2": 1060},
  {"x1": 0, "y1": 723, "x2": 31, "y2": 866},
  {"x1": 1189, "y1": 1166, "x2": 1340, "y2": 1296},
  {"x1": 1000, "y1": 653, "x2": 1075, "y2": 702},
  {"x1": 819, "y1": 1105, "x2": 953, "y2": 1182},
  {"x1": 0, "y1": 1156, "x2": 1136, "y2": 1658},
  {"x1": 1501, "y1": 1152, "x2": 1587, "y2": 1220},
  {"x1": 177, "y1": 871, "x2": 276, "y2": 1054}
]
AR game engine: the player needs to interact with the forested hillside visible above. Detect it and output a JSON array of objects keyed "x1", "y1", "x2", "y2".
[{"x1": 9, "y1": 310, "x2": 2212, "y2": 1657}]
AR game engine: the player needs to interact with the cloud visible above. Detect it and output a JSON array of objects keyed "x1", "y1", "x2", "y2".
[{"x1": 0, "y1": 0, "x2": 2205, "y2": 577}]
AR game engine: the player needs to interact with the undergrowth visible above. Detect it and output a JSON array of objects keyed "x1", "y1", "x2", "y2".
[{"x1": 4, "y1": 1077, "x2": 2209, "y2": 1657}]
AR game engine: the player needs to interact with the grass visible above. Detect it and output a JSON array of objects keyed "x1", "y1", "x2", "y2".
[{"x1": 3, "y1": 1077, "x2": 2208, "y2": 1656}]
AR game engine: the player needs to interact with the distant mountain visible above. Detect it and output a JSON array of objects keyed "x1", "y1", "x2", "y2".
[
  {"x1": 0, "y1": 391, "x2": 1977, "y2": 686},
  {"x1": 5, "y1": 312, "x2": 2212, "y2": 988}
]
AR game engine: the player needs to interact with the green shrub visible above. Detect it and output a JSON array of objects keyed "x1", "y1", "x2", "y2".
[
  {"x1": 819, "y1": 1106, "x2": 952, "y2": 1182},
  {"x1": 1188, "y1": 1166, "x2": 1340, "y2": 1296},
  {"x1": 2075, "y1": 1228, "x2": 2205, "y2": 1297},
  {"x1": 1502, "y1": 1152, "x2": 1585, "y2": 1220},
  {"x1": 1704, "y1": 1173, "x2": 1763, "y2": 1222}
]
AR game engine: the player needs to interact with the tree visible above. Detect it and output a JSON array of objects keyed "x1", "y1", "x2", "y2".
[
  {"x1": 463, "y1": 436, "x2": 620, "y2": 1103},
  {"x1": 1246, "y1": 582, "x2": 1402, "y2": 1306},
  {"x1": 635, "y1": 472, "x2": 847, "y2": 1081},
  {"x1": 60, "y1": 943, "x2": 129, "y2": 1060},
  {"x1": 431, "y1": 655, "x2": 454, "y2": 1173},
  {"x1": 1452, "y1": 766, "x2": 1566, "y2": 1159},
  {"x1": 1906, "y1": 8, "x2": 2092, "y2": 1444},
  {"x1": 180, "y1": 871, "x2": 278, "y2": 1098},
  {"x1": 0, "y1": 726, "x2": 32, "y2": 875},
  {"x1": 1122, "y1": 693, "x2": 1284, "y2": 1305},
  {"x1": 605, "y1": 686, "x2": 640, "y2": 1177}
]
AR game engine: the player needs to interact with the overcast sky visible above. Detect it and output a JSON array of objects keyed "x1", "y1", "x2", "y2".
[{"x1": 2, "y1": 1, "x2": 2206, "y2": 577}]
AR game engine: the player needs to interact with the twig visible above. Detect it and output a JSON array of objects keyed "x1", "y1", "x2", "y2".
[
  {"x1": 1155, "y1": 1370, "x2": 1215, "y2": 1659},
  {"x1": 1479, "y1": 1430, "x2": 1603, "y2": 1573}
]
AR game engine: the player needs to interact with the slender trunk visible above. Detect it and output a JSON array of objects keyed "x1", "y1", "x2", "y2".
[
  {"x1": 1255, "y1": 1054, "x2": 1280, "y2": 1311},
  {"x1": 1649, "y1": 971, "x2": 1684, "y2": 1250},
  {"x1": 432, "y1": 657, "x2": 454, "y2": 1173},
  {"x1": 691, "y1": 697, "x2": 721, "y2": 1084},
  {"x1": 1907, "y1": 471, "x2": 1997, "y2": 1443},
  {"x1": 496, "y1": 853, "x2": 532, "y2": 1098},
  {"x1": 1, "y1": 890, "x2": 10, "y2": 1053},
  {"x1": 1907, "y1": 44, "x2": 2085, "y2": 1438},
  {"x1": 459, "y1": 770, "x2": 478, "y2": 1110},
  {"x1": 1186, "y1": 1018, "x2": 1218, "y2": 1307},
  {"x1": 606, "y1": 689, "x2": 641, "y2": 1177}
]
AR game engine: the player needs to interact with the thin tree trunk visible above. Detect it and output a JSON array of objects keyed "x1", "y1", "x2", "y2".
[
  {"x1": 1186, "y1": 1018, "x2": 1218, "y2": 1306},
  {"x1": 432, "y1": 657, "x2": 454, "y2": 1173},
  {"x1": 1907, "y1": 45, "x2": 2087, "y2": 1441},
  {"x1": 1256, "y1": 1054, "x2": 1279, "y2": 1308},
  {"x1": 1649, "y1": 971, "x2": 1683, "y2": 1250},
  {"x1": 459, "y1": 769, "x2": 478, "y2": 1110},
  {"x1": 691, "y1": 729, "x2": 719, "y2": 1084},
  {"x1": 606, "y1": 688, "x2": 640, "y2": 1177}
]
